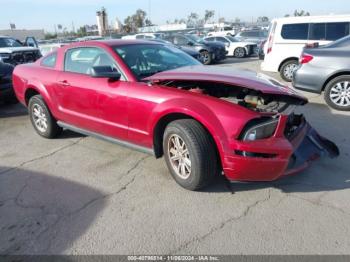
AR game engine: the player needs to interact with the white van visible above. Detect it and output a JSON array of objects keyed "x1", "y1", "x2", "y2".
[{"x1": 261, "y1": 15, "x2": 350, "y2": 81}]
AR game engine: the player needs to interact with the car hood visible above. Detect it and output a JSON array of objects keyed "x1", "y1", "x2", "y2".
[
  {"x1": 0, "y1": 46, "x2": 39, "y2": 53},
  {"x1": 201, "y1": 41, "x2": 225, "y2": 48},
  {"x1": 179, "y1": 46, "x2": 199, "y2": 55},
  {"x1": 144, "y1": 65, "x2": 307, "y2": 103},
  {"x1": 237, "y1": 41, "x2": 257, "y2": 46}
]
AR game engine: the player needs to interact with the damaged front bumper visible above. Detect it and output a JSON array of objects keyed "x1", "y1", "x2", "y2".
[{"x1": 222, "y1": 114, "x2": 339, "y2": 182}]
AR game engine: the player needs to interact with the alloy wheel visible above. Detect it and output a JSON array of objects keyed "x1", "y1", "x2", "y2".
[
  {"x1": 283, "y1": 63, "x2": 298, "y2": 81},
  {"x1": 167, "y1": 134, "x2": 191, "y2": 180},
  {"x1": 32, "y1": 104, "x2": 48, "y2": 133},
  {"x1": 329, "y1": 81, "x2": 350, "y2": 107}
]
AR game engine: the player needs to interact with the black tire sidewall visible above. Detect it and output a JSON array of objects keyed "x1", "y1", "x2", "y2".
[
  {"x1": 163, "y1": 120, "x2": 217, "y2": 190},
  {"x1": 28, "y1": 95, "x2": 61, "y2": 138},
  {"x1": 324, "y1": 75, "x2": 350, "y2": 111}
]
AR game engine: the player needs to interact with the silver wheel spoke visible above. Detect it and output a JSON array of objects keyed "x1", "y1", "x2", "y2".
[{"x1": 167, "y1": 134, "x2": 191, "y2": 180}]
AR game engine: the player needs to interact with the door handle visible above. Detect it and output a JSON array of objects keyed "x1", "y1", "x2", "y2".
[{"x1": 58, "y1": 80, "x2": 70, "y2": 86}]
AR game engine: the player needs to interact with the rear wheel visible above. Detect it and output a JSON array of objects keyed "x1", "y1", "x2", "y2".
[
  {"x1": 324, "y1": 75, "x2": 350, "y2": 111},
  {"x1": 280, "y1": 60, "x2": 298, "y2": 82},
  {"x1": 163, "y1": 119, "x2": 218, "y2": 191},
  {"x1": 28, "y1": 95, "x2": 62, "y2": 138},
  {"x1": 200, "y1": 50, "x2": 212, "y2": 65},
  {"x1": 234, "y1": 47, "x2": 246, "y2": 58}
]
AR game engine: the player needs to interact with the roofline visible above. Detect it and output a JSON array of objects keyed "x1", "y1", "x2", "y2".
[{"x1": 271, "y1": 14, "x2": 350, "y2": 23}]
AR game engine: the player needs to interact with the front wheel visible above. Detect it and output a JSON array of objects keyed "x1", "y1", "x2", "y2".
[
  {"x1": 324, "y1": 75, "x2": 350, "y2": 111},
  {"x1": 234, "y1": 47, "x2": 246, "y2": 58},
  {"x1": 28, "y1": 95, "x2": 62, "y2": 138},
  {"x1": 200, "y1": 50, "x2": 212, "y2": 65},
  {"x1": 163, "y1": 119, "x2": 218, "y2": 191},
  {"x1": 280, "y1": 60, "x2": 298, "y2": 82}
]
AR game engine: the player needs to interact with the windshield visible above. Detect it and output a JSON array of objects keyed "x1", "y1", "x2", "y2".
[
  {"x1": 226, "y1": 36, "x2": 239, "y2": 42},
  {"x1": 114, "y1": 44, "x2": 201, "y2": 79},
  {"x1": 186, "y1": 34, "x2": 203, "y2": 43},
  {"x1": 0, "y1": 37, "x2": 23, "y2": 48}
]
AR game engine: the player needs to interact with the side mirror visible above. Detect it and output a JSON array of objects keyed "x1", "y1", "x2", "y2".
[
  {"x1": 90, "y1": 66, "x2": 121, "y2": 81},
  {"x1": 187, "y1": 41, "x2": 194, "y2": 46}
]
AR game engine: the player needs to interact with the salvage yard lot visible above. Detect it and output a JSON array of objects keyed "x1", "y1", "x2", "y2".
[{"x1": 1, "y1": 57, "x2": 350, "y2": 255}]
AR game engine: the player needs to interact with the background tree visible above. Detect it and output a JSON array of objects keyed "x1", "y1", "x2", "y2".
[
  {"x1": 218, "y1": 17, "x2": 226, "y2": 23},
  {"x1": 76, "y1": 26, "x2": 87, "y2": 37},
  {"x1": 204, "y1": 10, "x2": 215, "y2": 24},
  {"x1": 187, "y1": 12, "x2": 199, "y2": 27},
  {"x1": 123, "y1": 9, "x2": 152, "y2": 33},
  {"x1": 285, "y1": 10, "x2": 310, "y2": 17},
  {"x1": 294, "y1": 10, "x2": 310, "y2": 16}
]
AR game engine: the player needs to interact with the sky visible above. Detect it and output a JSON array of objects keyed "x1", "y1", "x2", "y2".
[{"x1": 1, "y1": 0, "x2": 350, "y2": 32}]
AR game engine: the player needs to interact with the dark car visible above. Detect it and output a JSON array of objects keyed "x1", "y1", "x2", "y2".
[
  {"x1": 148, "y1": 39, "x2": 201, "y2": 62},
  {"x1": 258, "y1": 40, "x2": 266, "y2": 60},
  {"x1": 0, "y1": 36, "x2": 41, "y2": 65},
  {"x1": 0, "y1": 62, "x2": 16, "y2": 103},
  {"x1": 235, "y1": 30, "x2": 268, "y2": 44},
  {"x1": 293, "y1": 36, "x2": 350, "y2": 111},
  {"x1": 165, "y1": 34, "x2": 227, "y2": 65},
  {"x1": 12, "y1": 40, "x2": 338, "y2": 191}
]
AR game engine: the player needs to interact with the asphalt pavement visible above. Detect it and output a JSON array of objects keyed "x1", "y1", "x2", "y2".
[{"x1": 0, "y1": 58, "x2": 349, "y2": 255}]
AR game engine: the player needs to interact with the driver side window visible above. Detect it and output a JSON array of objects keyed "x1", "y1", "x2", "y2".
[{"x1": 64, "y1": 47, "x2": 123, "y2": 78}]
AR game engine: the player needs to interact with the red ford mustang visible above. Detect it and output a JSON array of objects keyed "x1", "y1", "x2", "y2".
[{"x1": 12, "y1": 40, "x2": 339, "y2": 190}]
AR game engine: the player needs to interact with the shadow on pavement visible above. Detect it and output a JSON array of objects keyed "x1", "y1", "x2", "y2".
[
  {"x1": 0, "y1": 103, "x2": 27, "y2": 118},
  {"x1": 0, "y1": 167, "x2": 106, "y2": 255}
]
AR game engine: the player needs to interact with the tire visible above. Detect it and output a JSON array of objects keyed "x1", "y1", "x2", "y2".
[
  {"x1": 200, "y1": 50, "x2": 212, "y2": 65},
  {"x1": 234, "y1": 47, "x2": 246, "y2": 58},
  {"x1": 324, "y1": 75, "x2": 350, "y2": 111},
  {"x1": 28, "y1": 95, "x2": 62, "y2": 138},
  {"x1": 163, "y1": 119, "x2": 218, "y2": 191},
  {"x1": 280, "y1": 60, "x2": 298, "y2": 82}
]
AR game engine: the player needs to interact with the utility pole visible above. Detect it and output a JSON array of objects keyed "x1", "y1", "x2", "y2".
[{"x1": 148, "y1": 0, "x2": 151, "y2": 21}]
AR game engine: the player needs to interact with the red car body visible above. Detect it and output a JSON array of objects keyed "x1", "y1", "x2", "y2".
[{"x1": 12, "y1": 40, "x2": 338, "y2": 183}]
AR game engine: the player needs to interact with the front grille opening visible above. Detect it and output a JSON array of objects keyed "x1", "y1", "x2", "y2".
[
  {"x1": 235, "y1": 150, "x2": 277, "y2": 159},
  {"x1": 284, "y1": 114, "x2": 305, "y2": 140}
]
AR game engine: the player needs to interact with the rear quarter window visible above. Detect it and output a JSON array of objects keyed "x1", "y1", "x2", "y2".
[
  {"x1": 41, "y1": 52, "x2": 57, "y2": 68},
  {"x1": 281, "y1": 23, "x2": 309, "y2": 40}
]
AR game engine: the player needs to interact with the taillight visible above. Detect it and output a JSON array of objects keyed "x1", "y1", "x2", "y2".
[
  {"x1": 300, "y1": 53, "x2": 314, "y2": 64},
  {"x1": 267, "y1": 35, "x2": 273, "y2": 54}
]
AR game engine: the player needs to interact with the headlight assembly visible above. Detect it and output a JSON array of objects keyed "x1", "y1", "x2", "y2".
[
  {"x1": 241, "y1": 118, "x2": 279, "y2": 141},
  {"x1": 0, "y1": 53, "x2": 10, "y2": 62}
]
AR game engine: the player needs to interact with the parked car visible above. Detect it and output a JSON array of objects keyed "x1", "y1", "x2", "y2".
[
  {"x1": 165, "y1": 34, "x2": 227, "y2": 65},
  {"x1": 149, "y1": 39, "x2": 202, "y2": 62},
  {"x1": 258, "y1": 40, "x2": 267, "y2": 60},
  {"x1": 235, "y1": 30, "x2": 268, "y2": 44},
  {"x1": 204, "y1": 36, "x2": 257, "y2": 58},
  {"x1": 39, "y1": 43, "x2": 67, "y2": 56},
  {"x1": 0, "y1": 61, "x2": 16, "y2": 104},
  {"x1": 122, "y1": 33, "x2": 165, "y2": 40},
  {"x1": 207, "y1": 26, "x2": 236, "y2": 37},
  {"x1": 262, "y1": 15, "x2": 350, "y2": 82},
  {"x1": 12, "y1": 40, "x2": 339, "y2": 190},
  {"x1": 0, "y1": 36, "x2": 41, "y2": 65},
  {"x1": 293, "y1": 35, "x2": 350, "y2": 111}
]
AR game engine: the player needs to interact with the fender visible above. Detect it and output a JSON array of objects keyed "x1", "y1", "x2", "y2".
[
  {"x1": 25, "y1": 78, "x2": 60, "y2": 118},
  {"x1": 148, "y1": 97, "x2": 258, "y2": 159}
]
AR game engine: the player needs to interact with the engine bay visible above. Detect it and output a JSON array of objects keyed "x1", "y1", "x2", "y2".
[{"x1": 160, "y1": 80, "x2": 305, "y2": 114}]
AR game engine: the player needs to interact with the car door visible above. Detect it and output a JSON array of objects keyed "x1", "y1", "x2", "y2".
[{"x1": 54, "y1": 46, "x2": 130, "y2": 140}]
